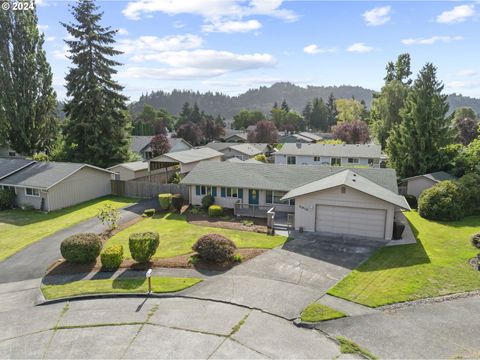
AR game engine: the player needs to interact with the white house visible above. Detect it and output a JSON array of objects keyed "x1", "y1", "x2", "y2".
[
  {"x1": 148, "y1": 147, "x2": 223, "y2": 174},
  {"x1": 401, "y1": 171, "x2": 456, "y2": 199},
  {"x1": 275, "y1": 143, "x2": 382, "y2": 168},
  {"x1": 108, "y1": 161, "x2": 149, "y2": 181},
  {"x1": 180, "y1": 162, "x2": 409, "y2": 240}
]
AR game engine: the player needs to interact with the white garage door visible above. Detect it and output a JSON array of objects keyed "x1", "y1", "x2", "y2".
[{"x1": 315, "y1": 205, "x2": 386, "y2": 239}]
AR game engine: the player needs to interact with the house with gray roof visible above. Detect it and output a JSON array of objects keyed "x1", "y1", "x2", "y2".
[
  {"x1": 278, "y1": 131, "x2": 323, "y2": 144},
  {"x1": 131, "y1": 136, "x2": 193, "y2": 160},
  {"x1": 0, "y1": 158, "x2": 35, "y2": 181},
  {"x1": 275, "y1": 143, "x2": 382, "y2": 168},
  {"x1": 181, "y1": 162, "x2": 409, "y2": 240},
  {"x1": 204, "y1": 142, "x2": 270, "y2": 160},
  {"x1": 149, "y1": 147, "x2": 223, "y2": 174},
  {"x1": 108, "y1": 161, "x2": 149, "y2": 181},
  {"x1": 0, "y1": 161, "x2": 112, "y2": 211},
  {"x1": 401, "y1": 171, "x2": 456, "y2": 199}
]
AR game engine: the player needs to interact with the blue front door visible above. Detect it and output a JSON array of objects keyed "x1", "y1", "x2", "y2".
[{"x1": 248, "y1": 189, "x2": 259, "y2": 205}]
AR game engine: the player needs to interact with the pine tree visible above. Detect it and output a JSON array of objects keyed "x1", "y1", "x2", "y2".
[
  {"x1": 326, "y1": 93, "x2": 337, "y2": 127},
  {"x1": 302, "y1": 101, "x2": 312, "y2": 129},
  {"x1": 309, "y1": 98, "x2": 329, "y2": 131},
  {"x1": 281, "y1": 99, "x2": 290, "y2": 112},
  {"x1": 387, "y1": 63, "x2": 451, "y2": 178},
  {"x1": 0, "y1": 3, "x2": 58, "y2": 155},
  {"x1": 61, "y1": 0, "x2": 130, "y2": 168},
  {"x1": 190, "y1": 103, "x2": 202, "y2": 123}
]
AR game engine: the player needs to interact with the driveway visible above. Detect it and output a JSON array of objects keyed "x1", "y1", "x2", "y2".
[
  {"x1": 183, "y1": 232, "x2": 387, "y2": 319},
  {"x1": 0, "y1": 199, "x2": 157, "y2": 284}
]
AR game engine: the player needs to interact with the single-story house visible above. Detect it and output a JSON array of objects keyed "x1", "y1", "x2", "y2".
[
  {"x1": 0, "y1": 158, "x2": 35, "y2": 181},
  {"x1": 204, "y1": 142, "x2": 270, "y2": 160},
  {"x1": 149, "y1": 147, "x2": 223, "y2": 174},
  {"x1": 108, "y1": 161, "x2": 149, "y2": 181},
  {"x1": 0, "y1": 146, "x2": 20, "y2": 158},
  {"x1": 131, "y1": 136, "x2": 193, "y2": 160},
  {"x1": 275, "y1": 143, "x2": 382, "y2": 168},
  {"x1": 180, "y1": 162, "x2": 409, "y2": 240},
  {"x1": 226, "y1": 157, "x2": 263, "y2": 164},
  {"x1": 223, "y1": 131, "x2": 248, "y2": 143},
  {"x1": 278, "y1": 132, "x2": 322, "y2": 143},
  {"x1": 0, "y1": 160, "x2": 112, "y2": 211},
  {"x1": 401, "y1": 171, "x2": 456, "y2": 199}
]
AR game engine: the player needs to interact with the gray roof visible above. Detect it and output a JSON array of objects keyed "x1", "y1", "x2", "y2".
[
  {"x1": 131, "y1": 136, "x2": 153, "y2": 153},
  {"x1": 404, "y1": 171, "x2": 456, "y2": 183},
  {"x1": 279, "y1": 133, "x2": 316, "y2": 143},
  {"x1": 229, "y1": 143, "x2": 262, "y2": 156},
  {"x1": 276, "y1": 143, "x2": 382, "y2": 158},
  {"x1": 0, "y1": 158, "x2": 35, "y2": 180},
  {"x1": 204, "y1": 142, "x2": 232, "y2": 152},
  {"x1": 0, "y1": 162, "x2": 112, "y2": 189},
  {"x1": 224, "y1": 132, "x2": 248, "y2": 142},
  {"x1": 282, "y1": 169, "x2": 409, "y2": 209},
  {"x1": 151, "y1": 147, "x2": 223, "y2": 164},
  {"x1": 169, "y1": 138, "x2": 192, "y2": 150},
  {"x1": 108, "y1": 161, "x2": 148, "y2": 172},
  {"x1": 298, "y1": 132, "x2": 323, "y2": 141},
  {"x1": 181, "y1": 162, "x2": 399, "y2": 193}
]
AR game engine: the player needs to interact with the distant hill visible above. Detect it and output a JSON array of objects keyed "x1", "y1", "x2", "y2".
[{"x1": 129, "y1": 82, "x2": 480, "y2": 119}]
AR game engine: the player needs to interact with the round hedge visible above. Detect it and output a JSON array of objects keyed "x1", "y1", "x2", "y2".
[
  {"x1": 418, "y1": 180, "x2": 465, "y2": 221},
  {"x1": 471, "y1": 233, "x2": 480, "y2": 249},
  {"x1": 158, "y1": 193, "x2": 172, "y2": 211},
  {"x1": 201, "y1": 194, "x2": 214, "y2": 209},
  {"x1": 129, "y1": 232, "x2": 159, "y2": 263},
  {"x1": 208, "y1": 205, "x2": 223, "y2": 217},
  {"x1": 101, "y1": 245, "x2": 124, "y2": 270},
  {"x1": 192, "y1": 234, "x2": 236, "y2": 263},
  {"x1": 60, "y1": 233, "x2": 102, "y2": 264}
]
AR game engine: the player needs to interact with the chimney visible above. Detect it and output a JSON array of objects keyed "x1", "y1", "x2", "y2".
[{"x1": 296, "y1": 142, "x2": 302, "y2": 149}]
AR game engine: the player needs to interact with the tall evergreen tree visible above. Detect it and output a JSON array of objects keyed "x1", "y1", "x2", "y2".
[
  {"x1": 387, "y1": 63, "x2": 451, "y2": 178},
  {"x1": 309, "y1": 98, "x2": 329, "y2": 131},
  {"x1": 0, "y1": 3, "x2": 58, "y2": 155},
  {"x1": 281, "y1": 99, "x2": 290, "y2": 112},
  {"x1": 61, "y1": 0, "x2": 130, "y2": 168},
  {"x1": 326, "y1": 93, "x2": 337, "y2": 127},
  {"x1": 302, "y1": 101, "x2": 312, "y2": 129},
  {"x1": 385, "y1": 53, "x2": 412, "y2": 85}
]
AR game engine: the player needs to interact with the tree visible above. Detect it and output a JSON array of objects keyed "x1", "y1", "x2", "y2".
[
  {"x1": 454, "y1": 107, "x2": 477, "y2": 121},
  {"x1": 247, "y1": 120, "x2": 278, "y2": 143},
  {"x1": 176, "y1": 121, "x2": 203, "y2": 146},
  {"x1": 199, "y1": 115, "x2": 225, "y2": 142},
  {"x1": 335, "y1": 99, "x2": 364, "y2": 122},
  {"x1": 62, "y1": 0, "x2": 131, "y2": 168},
  {"x1": 190, "y1": 103, "x2": 202, "y2": 123},
  {"x1": 133, "y1": 105, "x2": 173, "y2": 135},
  {"x1": 455, "y1": 139, "x2": 480, "y2": 176},
  {"x1": 326, "y1": 93, "x2": 337, "y2": 127},
  {"x1": 454, "y1": 117, "x2": 478, "y2": 145},
  {"x1": 150, "y1": 134, "x2": 170, "y2": 157},
  {"x1": 233, "y1": 110, "x2": 265, "y2": 129},
  {"x1": 332, "y1": 120, "x2": 370, "y2": 144},
  {"x1": 308, "y1": 98, "x2": 329, "y2": 131},
  {"x1": 386, "y1": 63, "x2": 451, "y2": 178},
  {"x1": 385, "y1": 53, "x2": 412, "y2": 85},
  {"x1": 271, "y1": 109, "x2": 305, "y2": 132},
  {"x1": 0, "y1": 3, "x2": 58, "y2": 155},
  {"x1": 281, "y1": 99, "x2": 290, "y2": 112}
]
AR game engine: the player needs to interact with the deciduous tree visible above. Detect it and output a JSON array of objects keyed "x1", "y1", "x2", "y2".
[
  {"x1": 176, "y1": 121, "x2": 203, "y2": 146},
  {"x1": 332, "y1": 120, "x2": 370, "y2": 144},
  {"x1": 150, "y1": 134, "x2": 171, "y2": 157},
  {"x1": 247, "y1": 120, "x2": 278, "y2": 143}
]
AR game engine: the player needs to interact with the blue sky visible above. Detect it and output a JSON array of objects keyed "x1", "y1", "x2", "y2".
[{"x1": 36, "y1": 0, "x2": 480, "y2": 102}]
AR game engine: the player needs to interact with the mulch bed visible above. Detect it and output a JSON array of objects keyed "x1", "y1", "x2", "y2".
[{"x1": 187, "y1": 210, "x2": 268, "y2": 234}]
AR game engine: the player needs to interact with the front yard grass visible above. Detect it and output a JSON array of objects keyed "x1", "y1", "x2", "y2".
[
  {"x1": 106, "y1": 213, "x2": 287, "y2": 259},
  {"x1": 41, "y1": 276, "x2": 202, "y2": 300},
  {"x1": 328, "y1": 212, "x2": 480, "y2": 307},
  {"x1": 0, "y1": 196, "x2": 136, "y2": 262},
  {"x1": 300, "y1": 303, "x2": 346, "y2": 322}
]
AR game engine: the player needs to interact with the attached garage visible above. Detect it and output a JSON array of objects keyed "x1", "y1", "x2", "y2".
[{"x1": 315, "y1": 205, "x2": 386, "y2": 239}]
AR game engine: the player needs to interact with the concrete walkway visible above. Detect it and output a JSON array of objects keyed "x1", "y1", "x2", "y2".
[{"x1": 0, "y1": 199, "x2": 157, "y2": 284}]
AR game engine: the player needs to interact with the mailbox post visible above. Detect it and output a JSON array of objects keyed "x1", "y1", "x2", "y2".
[{"x1": 146, "y1": 269, "x2": 153, "y2": 294}]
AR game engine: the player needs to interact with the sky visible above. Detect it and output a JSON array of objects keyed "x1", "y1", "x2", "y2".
[{"x1": 35, "y1": 0, "x2": 480, "y2": 102}]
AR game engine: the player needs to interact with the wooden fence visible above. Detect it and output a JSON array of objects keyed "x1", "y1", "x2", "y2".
[{"x1": 111, "y1": 180, "x2": 189, "y2": 200}]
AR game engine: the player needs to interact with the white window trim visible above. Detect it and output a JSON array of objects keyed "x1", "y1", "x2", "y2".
[
  {"x1": 226, "y1": 187, "x2": 238, "y2": 198},
  {"x1": 266, "y1": 190, "x2": 294, "y2": 206},
  {"x1": 348, "y1": 157, "x2": 360, "y2": 164},
  {"x1": 25, "y1": 187, "x2": 40, "y2": 197},
  {"x1": 200, "y1": 186, "x2": 212, "y2": 196}
]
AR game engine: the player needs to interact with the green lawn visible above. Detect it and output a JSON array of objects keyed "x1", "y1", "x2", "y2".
[
  {"x1": 328, "y1": 212, "x2": 480, "y2": 307},
  {"x1": 106, "y1": 213, "x2": 287, "y2": 259},
  {"x1": 300, "y1": 303, "x2": 346, "y2": 322},
  {"x1": 41, "y1": 276, "x2": 202, "y2": 300},
  {"x1": 0, "y1": 196, "x2": 136, "y2": 262}
]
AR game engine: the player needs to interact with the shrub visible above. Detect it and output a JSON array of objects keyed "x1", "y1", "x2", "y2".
[
  {"x1": 232, "y1": 253, "x2": 243, "y2": 262},
  {"x1": 472, "y1": 233, "x2": 480, "y2": 249},
  {"x1": 60, "y1": 233, "x2": 102, "y2": 264},
  {"x1": 97, "y1": 204, "x2": 120, "y2": 230},
  {"x1": 188, "y1": 206, "x2": 203, "y2": 215},
  {"x1": 208, "y1": 205, "x2": 223, "y2": 217},
  {"x1": 129, "y1": 232, "x2": 159, "y2": 263},
  {"x1": 143, "y1": 209, "x2": 155, "y2": 217},
  {"x1": 192, "y1": 234, "x2": 237, "y2": 263},
  {"x1": 0, "y1": 189, "x2": 16, "y2": 210},
  {"x1": 171, "y1": 194, "x2": 183, "y2": 212},
  {"x1": 418, "y1": 180, "x2": 465, "y2": 221},
  {"x1": 158, "y1": 193, "x2": 172, "y2": 210},
  {"x1": 458, "y1": 173, "x2": 480, "y2": 216},
  {"x1": 404, "y1": 195, "x2": 418, "y2": 209},
  {"x1": 101, "y1": 245, "x2": 124, "y2": 270},
  {"x1": 201, "y1": 194, "x2": 214, "y2": 209}
]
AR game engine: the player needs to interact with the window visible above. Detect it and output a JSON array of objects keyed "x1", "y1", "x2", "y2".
[
  {"x1": 348, "y1": 158, "x2": 359, "y2": 164},
  {"x1": 313, "y1": 156, "x2": 320, "y2": 162},
  {"x1": 144, "y1": 151, "x2": 153, "y2": 160},
  {"x1": 331, "y1": 157, "x2": 341, "y2": 166},
  {"x1": 266, "y1": 190, "x2": 295, "y2": 206},
  {"x1": 8, "y1": 151, "x2": 16, "y2": 157},
  {"x1": 200, "y1": 186, "x2": 212, "y2": 195},
  {"x1": 25, "y1": 188, "x2": 40, "y2": 197},
  {"x1": 287, "y1": 156, "x2": 296, "y2": 165},
  {"x1": 368, "y1": 158, "x2": 374, "y2": 166},
  {"x1": 226, "y1": 187, "x2": 238, "y2": 198}
]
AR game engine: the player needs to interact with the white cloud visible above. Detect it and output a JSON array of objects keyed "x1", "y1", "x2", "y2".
[
  {"x1": 117, "y1": 28, "x2": 129, "y2": 36},
  {"x1": 203, "y1": 76, "x2": 280, "y2": 87},
  {"x1": 303, "y1": 44, "x2": 337, "y2": 54},
  {"x1": 38, "y1": 24, "x2": 48, "y2": 32},
  {"x1": 401, "y1": 35, "x2": 463, "y2": 45},
  {"x1": 347, "y1": 42, "x2": 374, "y2": 53},
  {"x1": 118, "y1": 34, "x2": 203, "y2": 55},
  {"x1": 173, "y1": 21, "x2": 185, "y2": 29},
  {"x1": 52, "y1": 45, "x2": 70, "y2": 60},
  {"x1": 447, "y1": 80, "x2": 480, "y2": 89},
  {"x1": 45, "y1": 36, "x2": 56, "y2": 42},
  {"x1": 362, "y1": 6, "x2": 391, "y2": 26},
  {"x1": 457, "y1": 69, "x2": 478, "y2": 77},
  {"x1": 202, "y1": 19, "x2": 262, "y2": 33},
  {"x1": 436, "y1": 4, "x2": 476, "y2": 24}
]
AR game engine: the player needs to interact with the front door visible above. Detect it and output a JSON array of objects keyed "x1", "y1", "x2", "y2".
[{"x1": 248, "y1": 189, "x2": 259, "y2": 205}]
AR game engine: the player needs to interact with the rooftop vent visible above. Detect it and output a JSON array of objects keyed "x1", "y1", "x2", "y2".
[{"x1": 296, "y1": 142, "x2": 302, "y2": 148}]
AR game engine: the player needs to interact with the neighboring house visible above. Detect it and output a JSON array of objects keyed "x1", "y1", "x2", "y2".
[
  {"x1": 275, "y1": 143, "x2": 382, "y2": 168},
  {"x1": 401, "y1": 171, "x2": 456, "y2": 199},
  {"x1": 226, "y1": 157, "x2": 263, "y2": 164},
  {"x1": 131, "y1": 136, "x2": 193, "y2": 160},
  {"x1": 278, "y1": 132, "x2": 322, "y2": 143},
  {"x1": 149, "y1": 147, "x2": 223, "y2": 174},
  {"x1": 223, "y1": 132, "x2": 248, "y2": 143},
  {"x1": 181, "y1": 162, "x2": 409, "y2": 240},
  {"x1": 204, "y1": 142, "x2": 270, "y2": 160},
  {"x1": 0, "y1": 147, "x2": 20, "y2": 157},
  {"x1": 0, "y1": 158, "x2": 35, "y2": 182},
  {"x1": 0, "y1": 160, "x2": 112, "y2": 211},
  {"x1": 108, "y1": 161, "x2": 149, "y2": 181}
]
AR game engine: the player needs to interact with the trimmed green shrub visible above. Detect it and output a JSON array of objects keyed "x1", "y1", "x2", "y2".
[
  {"x1": 418, "y1": 180, "x2": 465, "y2": 221},
  {"x1": 158, "y1": 193, "x2": 172, "y2": 211},
  {"x1": 171, "y1": 194, "x2": 183, "y2": 212},
  {"x1": 404, "y1": 195, "x2": 417, "y2": 210},
  {"x1": 208, "y1": 205, "x2": 223, "y2": 217},
  {"x1": 60, "y1": 233, "x2": 102, "y2": 264},
  {"x1": 471, "y1": 233, "x2": 480, "y2": 249},
  {"x1": 101, "y1": 245, "x2": 124, "y2": 270},
  {"x1": 232, "y1": 253, "x2": 243, "y2": 262},
  {"x1": 143, "y1": 209, "x2": 155, "y2": 217},
  {"x1": 201, "y1": 194, "x2": 214, "y2": 209},
  {"x1": 129, "y1": 232, "x2": 159, "y2": 263},
  {"x1": 0, "y1": 189, "x2": 16, "y2": 210},
  {"x1": 192, "y1": 234, "x2": 237, "y2": 263},
  {"x1": 458, "y1": 173, "x2": 480, "y2": 216}
]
